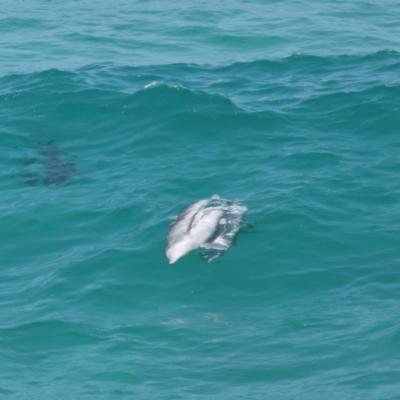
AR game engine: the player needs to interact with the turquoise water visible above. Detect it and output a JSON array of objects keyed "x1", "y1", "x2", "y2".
[{"x1": 2, "y1": 1, "x2": 400, "y2": 398}]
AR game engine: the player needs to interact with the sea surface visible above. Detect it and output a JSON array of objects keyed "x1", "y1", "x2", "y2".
[{"x1": 1, "y1": 1, "x2": 400, "y2": 399}]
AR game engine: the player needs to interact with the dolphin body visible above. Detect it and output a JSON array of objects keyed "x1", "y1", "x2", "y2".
[
  {"x1": 20, "y1": 141, "x2": 76, "y2": 188},
  {"x1": 166, "y1": 195, "x2": 249, "y2": 264}
]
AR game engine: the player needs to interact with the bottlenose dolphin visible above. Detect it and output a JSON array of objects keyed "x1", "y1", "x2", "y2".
[
  {"x1": 166, "y1": 195, "x2": 249, "y2": 264},
  {"x1": 20, "y1": 141, "x2": 76, "y2": 188}
]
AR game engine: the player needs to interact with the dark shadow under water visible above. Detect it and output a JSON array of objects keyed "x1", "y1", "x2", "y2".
[{"x1": 20, "y1": 141, "x2": 76, "y2": 188}]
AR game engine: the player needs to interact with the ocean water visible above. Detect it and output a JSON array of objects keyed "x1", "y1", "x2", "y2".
[{"x1": 1, "y1": 1, "x2": 400, "y2": 398}]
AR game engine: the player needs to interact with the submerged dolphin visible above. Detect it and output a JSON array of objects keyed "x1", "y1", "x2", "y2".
[
  {"x1": 165, "y1": 195, "x2": 250, "y2": 264},
  {"x1": 20, "y1": 141, "x2": 76, "y2": 188}
]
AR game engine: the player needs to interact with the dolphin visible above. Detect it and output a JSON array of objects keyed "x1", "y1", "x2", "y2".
[
  {"x1": 20, "y1": 141, "x2": 76, "y2": 188},
  {"x1": 43, "y1": 157, "x2": 76, "y2": 187},
  {"x1": 165, "y1": 195, "x2": 249, "y2": 264}
]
